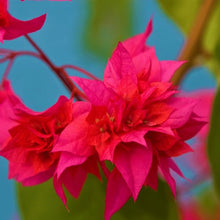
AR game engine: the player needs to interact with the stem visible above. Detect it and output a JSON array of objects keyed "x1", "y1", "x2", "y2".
[
  {"x1": 2, "y1": 59, "x2": 14, "y2": 80},
  {"x1": 171, "y1": 0, "x2": 217, "y2": 85},
  {"x1": 24, "y1": 35, "x2": 86, "y2": 100},
  {"x1": 61, "y1": 64, "x2": 99, "y2": 81}
]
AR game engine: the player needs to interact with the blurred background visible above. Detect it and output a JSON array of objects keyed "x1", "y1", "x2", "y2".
[{"x1": 0, "y1": 0, "x2": 217, "y2": 219}]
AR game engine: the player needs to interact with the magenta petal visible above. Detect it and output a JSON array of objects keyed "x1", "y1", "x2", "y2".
[
  {"x1": 72, "y1": 101, "x2": 91, "y2": 118},
  {"x1": 0, "y1": 0, "x2": 8, "y2": 9},
  {"x1": 56, "y1": 152, "x2": 87, "y2": 178},
  {"x1": 159, "y1": 156, "x2": 176, "y2": 197},
  {"x1": 163, "y1": 97, "x2": 197, "y2": 128},
  {"x1": 21, "y1": 167, "x2": 55, "y2": 186},
  {"x1": 59, "y1": 165, "x2": 87, "y2": 199},
  {"x1": 104, "y1": 168, "x2": 131, "y2": 220},
  {"x1": 176, "y1": 116, "x2": 207, "y2": 140},
  {"x1": 120, "y1": 129, "x2": 147, "y2": 147},
  {"x1": 146, "y1": 47, "x2": 161, "y2": 82},
  {"x1": 104, "y1": 42, "x2": 137, "y2": 91},
  {"x1": 114, "y1": 143, "x2": 152, "y2": 200},
  {"x1": 168, "y1": 158, "x2": 185, "y2": 179},
  {"x1": 123, "y1": 18, "x2": 153, "y2": 57},
  {"x1": 53, "y1": 114, "x2": 94, "y2": 156},
  {"x1": 160, "y1": 60, "x2": 185, "y2": 82},
  {"x1": 4, "y1": 14, "x2": 46, "y2": 40},
  {"x1": 53, "y1": 174, "x2": 67, "y2": 207},
  {"x1": 71, "y1": 76, "x2": 113, "y2": 106}
]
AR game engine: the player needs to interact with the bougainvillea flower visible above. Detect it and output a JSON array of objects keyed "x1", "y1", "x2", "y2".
[
  {"x1": 0, "y1": 0, "x2": 46, "y2": 43},
  {"x1": 0, "y1": 95, "x2": 73, "y2": 186},
  {"x1": 0, "y1": 79, "x2": 24, "y2": 146},
  {"x1": 52, "y1": 20, "x2": 207, "y2": 220}
]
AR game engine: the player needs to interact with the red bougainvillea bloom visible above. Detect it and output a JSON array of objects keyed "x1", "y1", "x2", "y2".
[
  {"x1": 53, "y1": 19, "x2": 207, "y2": 220},
  {"x1": 0, "y1": 95, "x2": 73, "y2": 186},
  {"x1": 0, "y1": 0, "x2": 46, "y2": 43}
]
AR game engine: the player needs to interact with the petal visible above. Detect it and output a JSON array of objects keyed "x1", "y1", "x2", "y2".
[
  {"x1": 4, "y1": 14, "x2": 46, "y2": 40},
  {"x1": 120, "y1": 129, "x2": 147, "y2": 147},
  {"x1": 168, "y1": 158, "x2": 185, "y2": 179},
  {"x1": 53, "y1": 174, "x2": 67, "y2": 207},
  {"x1": 53, "y1": 113, "x2": 94, "y2": 157},
  {"x1": 114, "y1": 142, "x2": 152, "y2": 200},
  {"x1": 104, "y1": 168, "x2": 131, "y2": 220},
  {"x1": 72, "y1": 101, "x2": 91, "y2": 118},
  {"x1": 104, "y1": 42, "x2": 137, "y2": 87},
  {"x1": 144, "y1": 149, "x2": 158, "y2": 190},
  {"x1": 123, "y1": 18, "x2": 153, "y2": 57},
  {"x1": 97, "y1": 135, "x2": 121, "y2": 162},
  {"x1": 166, "y1": 141, "x2": 193, "y2": 157},
  {"x1": 160, "y1": 60, "x2": 185, "y2": 82},
  {"x1": 0, "y1": 0, "x2": 8, "y2": 9},
  {"x1": 159, "y1": 155, "x2": 176, "y2": 197},
  {"x1": 59, "y1": 165, "x2": 87, "y2": 199},
  {"x1": 176, "y1": 117, "x2": 207, "y2": 140},
  {"x1": 162, "y1": 97, "x2": 197, "y2": 128},
  {"x1": 71, "y1": 76, "x2": 113, "y2": 106},
  {"x1": 56, "y1": 152, "x2": 87, "y2": 178}
]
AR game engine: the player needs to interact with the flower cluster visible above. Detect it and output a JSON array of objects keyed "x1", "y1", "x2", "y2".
[{"x1": 0, "y1": 3, "x2": 207, "y2": 219}]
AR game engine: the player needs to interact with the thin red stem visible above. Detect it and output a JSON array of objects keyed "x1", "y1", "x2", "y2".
[
  {"x1": 61, "y1": 64, "x2": 99, "y2": 81},
  {"x1": 2, "y1": 59, "x2": 14, "y2": 80},
  {"x1": 24, "y1": 34, "x2": 86, "y2": 100}
]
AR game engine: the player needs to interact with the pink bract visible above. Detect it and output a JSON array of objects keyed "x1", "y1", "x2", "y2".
[
  {"x1": 53, "y1": 19, "x2": 207, "y2": 220},
  {"x1": 0, "y1": 0, "x2": 46, "y2": 43}
]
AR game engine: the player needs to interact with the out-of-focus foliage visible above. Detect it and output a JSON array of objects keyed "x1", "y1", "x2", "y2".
[
  {"x1": 156, "y1": 0, "x2": 220, "y2": 78},
  {"x1": 84, "y1": 0, "x2": 132, "y2": 58},
  {"x1": 197, "y1": 188, "x2": 219, "y2": 217},
  {"x1": 208, "y1": 88, "x2": 220, "y2": 199},
  {"x1": 17, "y1": 176, "x2": 177, "y2": 220}
]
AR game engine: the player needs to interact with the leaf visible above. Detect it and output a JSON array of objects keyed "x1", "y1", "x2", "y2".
[
  {"x1": 17, "y1": 175, "x2": 178, "y2": 220},
  {"x1": 17, "y1": 176, "x2": 106, "y2": 220},
  {"x1": 117, "y1": 179, "x2": 178, "y2": 220},
  {"x1": 156, "y1": 0, "x2": 220, "y2": 77},
  {"x1": 84, "y1": 0, "x2": 132, "y2": 58},
  {"x1": 208, "y1": 87, "x2": 220, "y2": 199}
]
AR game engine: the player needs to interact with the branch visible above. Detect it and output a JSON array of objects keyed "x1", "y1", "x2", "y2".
[
  {"x1": 24, "y1": 35, "x2": 87, "y2": 101},
  {"x1": 171, "y1": 0, "x2": 217, "y2": 85}
]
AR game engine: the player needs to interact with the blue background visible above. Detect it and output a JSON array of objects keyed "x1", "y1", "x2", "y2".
[{"x1": 0, "y1": 0, "x2": 216, "y2": 219}]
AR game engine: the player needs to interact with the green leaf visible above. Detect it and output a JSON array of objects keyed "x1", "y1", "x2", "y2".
[
  {"x1": 117, "y1": 180, "x2": 178, "y2": 220},
  {"x1": 208, "y1": 87, "x2": 220, "y2": 199},
  {"x1": 156, "y1": 0, "x2": 220, "y2": 77},
  {"x1": 17, "y1": 175, "x2": 178, "y2": 220},
  {"x1": 84, "y1": 0, "x2": 132, "y2": 58}
]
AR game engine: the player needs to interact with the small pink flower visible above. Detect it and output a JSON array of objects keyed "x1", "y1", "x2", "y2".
[
  {"x1": 54, "y1": 19, "x2": 206, "y2": 219},
  {"x1": 0, "y1": 0, "x2": 46, "y2": 43},
  {"x1": 0, "y1": 93, "x2": 73, "y2": 186}
]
